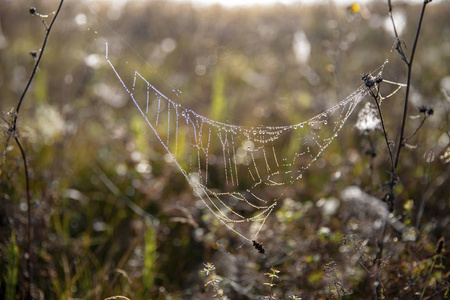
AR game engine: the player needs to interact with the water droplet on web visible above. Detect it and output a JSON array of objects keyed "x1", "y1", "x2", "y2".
[{"x1": 105, "y1": 49, "x2": 381, "y2": 241}]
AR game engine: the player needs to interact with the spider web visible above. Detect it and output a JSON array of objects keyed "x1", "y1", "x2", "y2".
[{"x1": 105, "y1": 43, "x2": 403, "y2": 242}]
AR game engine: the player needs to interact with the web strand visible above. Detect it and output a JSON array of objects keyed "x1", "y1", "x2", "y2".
[{"x1": 105, "y1": 43, "x2": 404, "y2": 242}]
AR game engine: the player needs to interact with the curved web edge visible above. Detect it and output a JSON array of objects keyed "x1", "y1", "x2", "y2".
[{"x1": 105, "y1": 43, "x2": 404, "y2": 242}]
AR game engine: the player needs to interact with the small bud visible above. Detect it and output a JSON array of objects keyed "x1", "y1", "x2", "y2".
[
  {"x1": 427, "y1": 108, "x2": 434, "y2": 115},
  {"x1": 29, "y1": 7, "x2": 36, "y2": 15},
  {"x1": 418, "y1": 105, "x2": 427, "y2": 113},
  {"x1": 362, "y1": 74, "x2": 375, "y2": 88}
]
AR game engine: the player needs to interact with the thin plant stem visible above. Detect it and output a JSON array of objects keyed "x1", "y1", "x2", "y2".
[
  {"x1": 264, "y1": 252, "x2": 286, "y2": 300},
  {"x1": 366, "y1": 133, "x2": 376, "y2": 194},
  {"x1": 12, "y1": 0, "x2": 65, "y2": 130},
  {"x1": 375, "y1": 217, "x2": 389, "y2": 270},
  {"x1": 420, "y1": 255, "x2": 437, "y2": 300},
  {"x1": 7, "y1": 1, "x2": 65, "y2": 299},
  {"x1": 369, "y1": 2, "x2": 431, "y2": 292},
  {"x1": 368, "y1": 87, "x2": 394, "y2": 171},
  {"x1": 387, "y1": 0, "x2": 407, "y2": 64},
  {"x1": 393, "y1": 1, "x2": 430, "y2": 171},
  {"x1": 415, "y1": 157, "x2": 431, "y2": 230},
  {"x1": 14, "y1": 136, "x2": 32, "y2": 299},
  {"x1": 404, "y1": 115, "x2": 427, "y2": 142},
  {"x1": 253, "y1": 241, "x2": 286, "y2": 300}
]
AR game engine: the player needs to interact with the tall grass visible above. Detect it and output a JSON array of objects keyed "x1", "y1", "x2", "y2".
[{"x1": 0, "y1": 0, "x2": 448, "y2": 299}]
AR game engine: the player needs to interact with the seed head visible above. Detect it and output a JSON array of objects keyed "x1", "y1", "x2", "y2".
[
  {"x1": 418, "y1": 105, "x2": 428, "y2": 113},
  {"x1": 253, "y1": 240, "x2": 265, "y2": 254}
]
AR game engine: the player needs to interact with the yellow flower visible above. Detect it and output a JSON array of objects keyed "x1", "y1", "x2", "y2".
[{"x1": 350, "y1": 3, "x2": 360, "y2": 13}]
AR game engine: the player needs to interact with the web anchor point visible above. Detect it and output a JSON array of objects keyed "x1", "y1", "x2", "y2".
[{"x1": 253, "y1": 240, "x2": 265, "y2": 254}]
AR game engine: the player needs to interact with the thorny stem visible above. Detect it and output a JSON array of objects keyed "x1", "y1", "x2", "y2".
[{"x1": 6, "y1": 1, "x2": 65, "y2": 299}]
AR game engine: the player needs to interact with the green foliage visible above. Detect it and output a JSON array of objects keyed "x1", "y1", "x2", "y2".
[
  {"x1": 210, "y1": 67, "x2": 227, "y2": 122},
  {"x1": 202, "y1": 263, "x2": 227, "y2": 299},
  {"x1": 5, "y1": 233, "x2": 20, "y2": 300},
  {"x1": 143, "y1": 223, "x2": 157, "y2": 291},
  {"x1": 264, "y1": 267, "x2": 281, "y2": 299},
  {"x1": 33, "y1": 69, "x2": 49, "y2": 104},
  {"x1": 0, "y1": 1, "x2": 449, "y2": 299}
]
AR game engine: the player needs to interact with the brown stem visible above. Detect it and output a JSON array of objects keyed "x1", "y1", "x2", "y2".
[
  {"x1": 12, "y1": 0, "x2": 65, "y2": 131},
  {"x1": 8, "y1": 1, "x2": 66, "y2": 298},
  {"x1": 368, "y1": 87, "x2": 394, "y2": 170},
  {"x1": 15, "y1": 136, "x2": 32, "y2": 299},
  {"x1": 393, "y1": 1, "x2": 429, "y2": 171}
]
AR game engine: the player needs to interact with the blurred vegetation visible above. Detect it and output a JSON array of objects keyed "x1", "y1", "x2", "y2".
[{"x1": 1, "y1": 0, "x2": 449, "y2": 299}]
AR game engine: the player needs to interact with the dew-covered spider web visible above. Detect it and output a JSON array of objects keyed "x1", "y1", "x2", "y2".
[{"x1": 105, "y1": 43, "x2": 404, "y2": 243}]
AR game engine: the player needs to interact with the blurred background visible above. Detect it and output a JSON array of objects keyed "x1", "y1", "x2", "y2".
[{"x1": 1, "y1": 0, "x2": 449, "y2": 299}]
